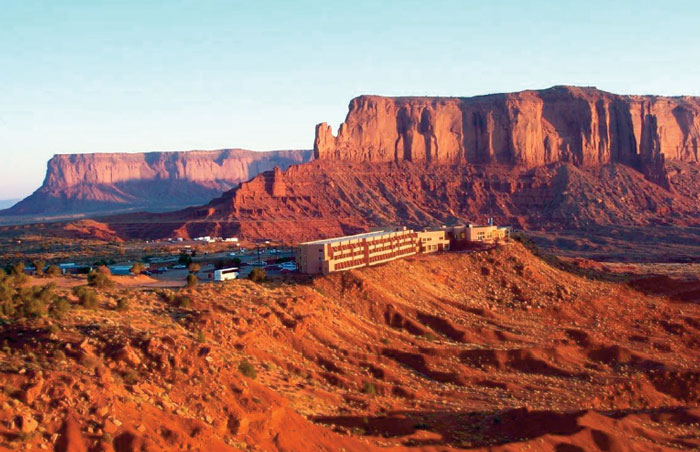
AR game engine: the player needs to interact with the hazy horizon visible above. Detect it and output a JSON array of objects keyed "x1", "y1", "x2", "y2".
[{"x1": 2, "y1": 0, "x2": 700, "y2": 199}]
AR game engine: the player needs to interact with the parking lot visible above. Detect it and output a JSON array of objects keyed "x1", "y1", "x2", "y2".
[{"x1": 142, "y1": 247, "x2": 296, "y2": 285}]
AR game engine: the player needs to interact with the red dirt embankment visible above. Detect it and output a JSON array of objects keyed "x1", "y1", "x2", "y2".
[{"x1": 1, "y1": 242, "x2": 699, "y2": 451}]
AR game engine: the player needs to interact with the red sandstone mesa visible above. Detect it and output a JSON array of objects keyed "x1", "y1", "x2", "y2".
[
  {"x1": 314, "y1": 85, "x2": 700, "y2": 188},
  {"x1": 2, "y1": 148, "x2": 312, "y2": 216},
  {"x1": 9, "y1": 86, "x2": 700, "y2": 249}
]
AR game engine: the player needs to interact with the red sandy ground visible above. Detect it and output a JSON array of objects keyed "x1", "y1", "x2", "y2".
[{"x1": 1, "y1": 242, "x2": 699, "y2": 451}]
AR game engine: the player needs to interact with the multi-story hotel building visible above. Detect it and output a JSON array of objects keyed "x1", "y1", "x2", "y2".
[{"x1": 297, "y1": 227, "x2": 451, "y2": 274}]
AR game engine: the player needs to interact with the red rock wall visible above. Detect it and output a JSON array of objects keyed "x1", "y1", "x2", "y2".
[
  {"x1": 314, "y1": 86, "x2": 700, "y2": 170},
  {"x1": 5, "y1": 149, "x2": 312, "y2": 215}
]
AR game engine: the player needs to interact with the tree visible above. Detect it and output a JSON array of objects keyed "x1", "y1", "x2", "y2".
[
  {"x1": 178, "y1": 254, "x2": 192, "y2": 265},
  {"x1": 187, "y1": 263, "x2": 201, "y2": 274},
  {"x1": 32, "y1": 260, "x2": 46, "y2": 277},
  {"x1": 130, "y1": 262, "x2": 146, "y2": 275}
]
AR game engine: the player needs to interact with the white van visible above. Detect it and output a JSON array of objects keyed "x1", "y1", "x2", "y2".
[{"x1": 214, "y1": 267, "x2": 239, "y2": 281}]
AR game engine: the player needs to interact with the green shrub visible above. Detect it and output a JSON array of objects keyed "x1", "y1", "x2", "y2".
[
  {"x1": 22, "y1": 297, "x2": 47, "y2": 318},
  {"x1": 10, "y1": 263, "x2": 25, "y2": 276},
  {"x1": 238, "y1": 359, "x2": 257, "y2": 379},
  {"x1": 32, "y1": 260, "x2": 46, "y2": 277},
  {"x1": 196, "y1": 330, "x2": 206, "y2": 343},
  {"x1": 178, "y1": 254, "x2": 192, "y2": 265},
  {"x1": 248, "y1": 268, "x2": 266, "y2": 283},
  {"x1": 186, "y1": 274, "x2": 198, "y2": 288},
  {"x1": 0, "y1": 280, "x2": 14, "y2": 303},
  {"x1": 0, "y1": 268, "x2": 6, "y2": 282},
  {"x1": 7, "y1": 264, "x2": 29, "y2": 286},
  {"x1": 50, "y1": 297, "x2": 71, "y2": 318},
  {"x1": 130, "y1": 262, "x2": 146, "y2": 275},
  {"x1": 45, "y1": 265, "x2": 62, "y2": 277},
  {"x1": 87, "y1": 270, "x2": 112, "y2": 288},
  {"x1": 361, "y1": 381, "x2": 377, "y2": 395},
  {"x1": 19, "y1": 284, "x2": 55, "y2": 318},
  {"x1": 73, "y1": 286, "x2": 100, "y2": 309}
]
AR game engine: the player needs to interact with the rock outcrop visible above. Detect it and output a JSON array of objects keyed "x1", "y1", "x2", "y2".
[
  {"x1": 315, "y1": 86, "x2": 700, "y2": 188},
  {"x1": 11, "y1": 86, "x2": 700, "y2": 254},
  {"x1": 3, "y1": 149, "x2": 313, "y2": 216}
]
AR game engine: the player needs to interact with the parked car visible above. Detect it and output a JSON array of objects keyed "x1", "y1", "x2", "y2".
[{"x1": 171, "y1": 264, "x2": 187, "y2": 269}]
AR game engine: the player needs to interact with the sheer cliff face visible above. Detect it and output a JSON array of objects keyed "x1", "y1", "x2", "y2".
[
  {"x1": 314, "y1": 86, "x2": 700, "y2": 173},
  {"x1": 5, "y1": 149, "x2": 312, "y2": 216}
]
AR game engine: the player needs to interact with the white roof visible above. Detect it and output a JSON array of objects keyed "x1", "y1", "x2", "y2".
[{"x1": 300, "y1": 228, "x2": 411, "y2": 246}]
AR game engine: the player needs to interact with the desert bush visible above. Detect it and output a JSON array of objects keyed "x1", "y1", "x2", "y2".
[
  {"x1": 176, "y1": 295, "x2": 192, "y2": 308},
  {"x1": 0, "y1": 268, "x2": 6, "y2": 282},
  {"x1": 122, "y1": 368, "x2": 139, "y2": 385},
  {"x1": 0, "y1": 290, "x2": 17, "y2": 316},
  {"x1": 18, "y1": 284, "x2": 56, "y2": 318},
  {"x1": 159, "y1": 290, "x2": 176, "y2": 303},
  {"x1": 187, "y1": 263, "x2": 201, "y2": 274},
  {"x1": 45, "y1": 265, "x2": 62, "y2": 277},
  {"x1": 87, "y1": 270, "x2": 112, "y2": 288},
  {"x1": 130, "y1": 262, "x2": 146, "y2": 275},
  {"x1": 7, "y1": 263, "x2": 29, "y2": 287},
  {"x1": 73, "y1": 286, "x2": 100, "y2": 309},
  {"x1": 361, "y1": 381, "x2": 377, "y2": 395},
  {"x1": 9, "y1": 262, "x2": 25, "y2": 276},
  {"x1": 96, "y1": 265, "x2": 112, "y2": 275},
  {"x1": 186, "y1": 274, "x2": 198, "y2": 288},
  {"x1": 238, "y1": 359, "x2": 256, "y2": 379},
  {"x1": 0, "y1": 280, "x2": 14, "y2": 302},
  {"x1": 248, "y1": 268, "x2": 266, "y2": 283},
  {"x1": 22, "y1": 297, "x2": 47, "y2": 318},
  {"x1": 32, "y1": 260, "x2": 46, "y2": 277},
  {"x1": 116, "y1": 298, "x2": 129, "y2": 311},
  {"x1": 53, "y1": 349, "x2": 66, "y2": 362},
  {"x1": 196, "y1": 330, "x2": 206, "y2": 343}
]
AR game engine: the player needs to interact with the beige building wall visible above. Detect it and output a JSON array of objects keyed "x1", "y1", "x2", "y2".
[
  {"x1": 416, "y1": 230, "x2": 450, "y2": 253},
  {"x1": 447, "y1": 224, "x2": 510, "y2": 243},
  {"x1": 297, "y1": 228, "x2": 418, "y2": 275}
]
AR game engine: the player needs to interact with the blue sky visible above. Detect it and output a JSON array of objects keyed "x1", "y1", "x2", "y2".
[{"x1": 1, "y1": 0, "x2": 699, "y2": 198}]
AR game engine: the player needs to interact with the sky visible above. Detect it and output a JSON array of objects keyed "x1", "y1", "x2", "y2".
[{"x1": 1, "y1": 0, "x2": 699, "y2": 199}]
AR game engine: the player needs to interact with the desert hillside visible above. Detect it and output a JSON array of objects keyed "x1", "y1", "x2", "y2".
[{"x1": 1, "y1": 242, "x2": 699, "y2": 451}]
